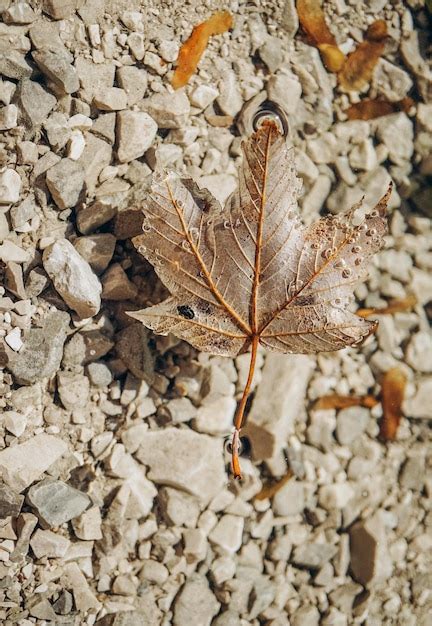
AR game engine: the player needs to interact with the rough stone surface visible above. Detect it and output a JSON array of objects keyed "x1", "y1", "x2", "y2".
[
  {"x1": 136, "y1": 428, "x2": 226, "y2": 505},
  {"x1": 116, "y1": 110, "x2": 158, "y2": 163},
  {"x1": 27, "y1": 479, "x2": 91, "y2": 527},
  {"x1": 45, "y1": 158, "x2": 85, "y2": 209},
  {"x1": 0, "y1": 435, "x2": 67, "y2": 492},
  {"x1": 43, "y1": 239, "x2": 102, "y2": 318},
  {"x1": 174, "y1": 575, "x2": 220, "y2": 626}
]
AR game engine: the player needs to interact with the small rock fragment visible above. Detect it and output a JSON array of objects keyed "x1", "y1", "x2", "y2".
[
  {"x1": 0, "y1": 104, "x2": 18, "y2": 130},
  {"x1": 336, "y1": 406, "x2": 369, "y2": 445},
  {"x1": 319, "y1": 483, "x2": 355, "y2": 510},
  {"x1": 14, "y1": 79, "x2": 57, "y2": 128},
  {"x1": 93, "y1": 87, "x2": 128, "y2": 111},
  {"x1": 71, "y1": 506, "x2": 102, "y2": 540},
  {"x1": 101, "y1": 263, "x2": 138, "y2": 300},
  {"x1": 292, "y1": 542, "x2": 338, "y2": 569},
  {"x1": 27, "y1": 479, "x2": 90, "y2": 527},
  {"x1": 4, "y1": 410, "x2": 27, "y2": 437},
  {"x1": 33, "y1": 49, "x2": 79, "y2": 94},
  {"x1": 30, "y1": 528, "x2": 70, "y2": 558},
  {"x1": 42, "y1": 0, "x2": 76, "y2": 20},
  {"x1": 144, "y1": 91, "x2": 190, "y2": 129},
  {"x1": 116, "y1": 110, "x2": 158, "y2": 163},
  {"x1": 0, "y1": 484, "x2": 24, "y2": 518},
  {"x1": 0, "y1": 168, "x2": 21, "y2": 205},
  {"x1": 136, "y1": 428, "x2": 225, "y2": 505},
  {"x1": 117, "y1": 66, "x2": 148, "y2": 106},
  {"x1": 116, "y1": 323, "x2": 155, "y2": 383},
  {"x1": 73, "y1": 233, "x2": 116, "y2": 274},
  {"x1": 57, "y1": 371, "x2": 90, "y2": 410},
  {"x1": 349, "y1": 513, "x2": 393, "y2": 585},
  {"x1": 43, "y1": 239, "x2": 102, "y2": 318},
  {"x1": 0, "y1": 434, "x2": 67, "y2": 492},
  {"x1": 62, "y1": 562, "x2": 101, "y2": 612},
  {"x1": 45, "y1": 158, "x2": 85, "y2": 209},
  {"x1": 209, "y1": 514, "x2": 244, "y2": 553},
  {"x1": 174, "y1": 575, "x2": 220, "y2": 626},
  {"x1": 273, "y1": 480, "x2": 305, "y2": 516}
]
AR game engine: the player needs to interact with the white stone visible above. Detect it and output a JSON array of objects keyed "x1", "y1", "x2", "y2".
[
  {"x1": 5, "y1": 327, "x2": 23, "y2": 351},
  {"x1": 72, "y1": 506, "x2": 102, "y2": 540},
  {"x1": 306, "y1": 133, "x2": 338, "y2": 164},
  {"x1": 406, "y1": 331, "x2": 432, "y2": 373},
  {"x1": 0, "y1": 433, "x2": 67, "y2": 492},
  {"x1": 0, "y1": 104, "x2": 18, "y2": 130},
  {"x1": 116, "y1": 111, "x2": 158, "y2": 163},
  {"x1": 210, "y1": 556, "x2": 236, "y2": 584},
  {"x1": 30, "y1": 529, "x2": 70, "y2": 558},
  {"x1": 93, "y1": 87, "x2": 128, "y2": 111},
  {"x1": 217, "y1": 70, "x2": 243, "y2": 117},
  {"x1": 266, "y1": 72, "x2": 302, "y2": 114},
  {"x1": 404, "y1": 378, "x2": 432, "y2": 419},
  {"x1": 198, "y1": 174, "x2": 237, "y2": 204},
  {"x1": 159, "y1": 40, "x2": 179, "y2": 63},
  {"x1": 375, "y1": 113, "x2": 414, "y2": 165},
  {"x1": 62, "y1": 562, "x2": 101, "y2": 612},
  {"x1": 68, "y1": 114, "x2": 93, "y2": 130},
  {"x1": 3, "y1": 410, "x2": 27, "y2": 437},
  {"x1": 67, "y1": 130, "x2": 85, "y2": 160},
  {"x1": 336, "y1": 406, "x2": 370, "y2": 445},
  {"x1": 136, "y1": 428, "x2": 226, "y2": 506},
  {"x1": 349, "y1": 139, "x2": 377, "y2": 172},
  {"x1": 193, "y1": 396, "x2": 236, "y2": 436},
  {"x1": 373, "y1": 58, "x2": 413, "y2": 102},
  {"x1": 273, "y1": 480, "x2": 305, "y2": 516},
  {"x1": 318, "y1": 482, "x2": 355, "y2": 510},
  {"x1": 43, "y1": 239, "x2": 102, "y2": 318},
  {"x1": 189, "y1": 85, "x2": 219, "y2": 110},
  {"x1": 0, "y1": 169, "x2": 21, "y2": 204},
  {"x1": 209, "y1": 514, "x2": 244, "y2": 553}
]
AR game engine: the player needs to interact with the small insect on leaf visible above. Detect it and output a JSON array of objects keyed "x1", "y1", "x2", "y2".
[
  {"x1": 346, "y1": 97, "x2": 415, "y2": 120},
  {"x1": 172, "y1": 11, "x2": 233, "y2": 89},
  {"x1": 130, "y1": 111, "x2": 390, "y2": 479},
  {"x1": 338, "y1": 19, "x2": 388, "y2": 91},
  {"x1": 380, "y1": 367, "x2": 407, "y2": 441},
  {"x1": 313, "y1": 393, "x2": 379, "y2": 410}
]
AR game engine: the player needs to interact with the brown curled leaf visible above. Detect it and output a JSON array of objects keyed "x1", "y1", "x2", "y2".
[
  {"x1": 338, "y1": 20, "x2": 387, "y2": 91},
  {"x1": 172, "y1": 11, "x2": 233, "y2": 89},
  {"x1": 297, "y1": 0, "x2": 336, "y2": 45},
  {"x1": 380, "y1": 367, "x2": 407, "y2": 441},
  {"x1": 255, "y1": 470, "x2": 294, "y2": 501},
  {"x1": 317, "y1": 43, "x2": 346, "y2": 72},
  {"x1": 345, "y1": 97, "x2": 415, "y2": 120},
  {"x1": 313, "y1": 393, "x2": 379, "y2": 410},
  {"x1": 130, "y1": 119, "x2": 390, "y2": 479},
  {"x1": 357, "y1": 294, "x2": 417, "y2": 318}
]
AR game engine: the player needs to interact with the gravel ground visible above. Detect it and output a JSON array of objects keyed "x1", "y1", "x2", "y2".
[{"x1": 0, "y1": 0, "x2": 431, "y2": 624}]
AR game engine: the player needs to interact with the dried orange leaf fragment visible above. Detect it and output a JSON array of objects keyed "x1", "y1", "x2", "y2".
[
  {"x1": 314, "y1": 393, "x2": 379, "y2": 410},
  {"x1": 346, "y1": 97, "x2": 414, "y2": 120},
  {"x1": 317, "y1": 43, "x2": 346, "y2": 72},
  {"x1": 357, "y1": 295, "x2": 417, "y2": 318},
  {"x1": 338, "y1": 20, "x2": 387, "y2": 91},
  {"x1": 380, "y1": 367, "x2": 407, "y2": 441},
  {"x1": 297, "y1": 0, "x2": 346, "y2": 71},
  {"x1": 172, "y1": 11, "x2": 233, "y2": 89},
  {"x1": 255, "y1": 471, "x2": 293, "y2": 501}
]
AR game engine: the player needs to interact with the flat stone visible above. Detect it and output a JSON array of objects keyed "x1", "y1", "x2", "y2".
[
  {"x1": 46, "y1": 158, "x2": 85, "y2": 209},
  {"x1": 30, "y1": 528, "x2": 70, "y2": 558},
  {"x1": 43, "y1": 239, "x2": 102, "y2": 318},
  {"x1": 57, "y1": 371, "x2": 90, "y2": 410},
  {"x1": 319, "y1": 483, "x2": 355, "y2": 509},
  {"x1": 0, "y1": 50, "x2": 32, "y2": 80},
  {"x1": 375, "y1": 113, "x2": 414, "y2": 165},
  {"x1": 406, "y1": 331, "x2": 432, "y2": 373},
  {"x1": 209, "y1": 514, "x2": 244, "y2": 553},
  {"x1": 33, "y1": 49, "x2": 79, "y2": 94},
  {"x1": 0, "y1": 104, "x2": 18, "y2": 130},
  {"x1": 136, "y1": 428, "x2": 226, "y2": 505},
  {"x1": 0, "y1": 434, "x2": 67, "y2": 492},
  {"x1": 75, "y1": 58, "x2": 115, "y2": 103},
  {"x1": 198, "y1": 173, "x2": 237, "y2": 205},
  {"x1": 291, "y1": 606, "x2": 320, "y2": 626},
  {"x1": 373, "y1": 58, "x2": 413, "y2": 102},
  {"x1": 4, "y1": 410, "x2": 27, "y2": 437},
  {"x1": 115, "y1": 323, "x2": 155, "y2": 383},
  {"x1": 404, "y1": 378, "x2": 432, "y2": 419},
  {"x1": 244, "y1": 354, "x2": 314, "y2": 462},
  {"x1": 266, "y1": 71, "x2": 302, "y2": 114},
  {"x1": 117, "y1": 66, "x2": 148, "y2": 106},
  {"x1": 14, "y1": 79, "x2": 57, "y2": 129},
  {"x1": 0, "y1": 168, "x2": 21, "y2": 204},
  {"x1": 0, "y1": 240, "x2": 29, "y2": 263},
  {"x1": 94, "y1": 87, "x2": 128, "y2": 111},
  {"x1": 174, "y1": 575, "x2": 220, "y2": 626},
  {"x1": 292, "y1": 542, "x2": 338, "y2": 569},
  {"x1": 6, "y1": 311, "x2": 69, "y2": 385},
  {"x1": 259, "y1": 36, "x2": 285, "y2": 73},
  {"x1": 273, "y1": 480, "x2": 305, "y2": 516},
  {"x1": 87, "y1": 361, "x2": 113, "y2": 387},
  {"x1": 42, "y1": 0, "x2": 76, "y2": 19},
  {"x1": 349, "y1": 139, "x2": 377, "y2": 172},
  {"x1": 193, "y1": 396, "x2": 236, "y2": 436},
  {"x1": 165, "y1": 397, "x2": 197, "y2": 423},
  {"x1": 116, "y1": 110, "x2": 158, "y2": 163},
  {"x1": 101, "y1": 263, "x2": 138, "y2": 300},
  {"x1": 0, "y1": 483, "x2": 24, "y2": 518},
  {"x1": 158, "y1": 487, "x2": 200, "y2": 528},
  {"x1": 140, "y1": 560, "x2": 169, "y2": 585},
  {"x1": 73, "y1": 233, "x2": 116, "y2": 274},
  {"x1": 349, "y1": 512, "x2": 393, "y2": 585},
  {"x1": 62, "y1": 562, "x2": 101, "y2": 612},
  {"x1": 336, "y1": 406, "x2": 370, "y2": 445},
  {"x1": 144, "y1": 91, "x2": 190, "y2": 129},
  {"x1": 71, "y1": 506, "x2": 102, "y2": 540},
  {"x1": 76, "y1": 198, "x2": 117, "y2": 234},
  {"x1": 189, "y1": 85, "x2": 219, "y2": 110},
  {"x1": 27, "y1": 479, "x2": 90, "y2": 527},
  {"x1": 217, "y1": 70, "x2": 243, "y2": 117}
]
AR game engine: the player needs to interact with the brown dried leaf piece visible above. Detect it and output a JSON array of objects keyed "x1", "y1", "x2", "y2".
[
  {"x1": 346, "y1": 97, "x2": 414, "y2": 121},
  {"x1": 357, "y1": 294, "x2": 417, "y2": 318},
  {"x1": 172, "y1": 11, "x2": 233, "y2": 89},
  {"x1": 131, "y1": 120, "x2": 390, "y2": 478},
  {"x1": 255, "y1": 471, "x2": 293, "y2": 501},
  {"x1": 313, "y1": 394, "x2": 379, "y2": 410},
  {"x1": 380, "y1": 367, "x2": 407, "y2": 441},
  {"x1": 338, "y1": 20, "x2": 387, "y2": 91},
  {"x1": 297, "y1": 0, "x2": 346, "y2": 72}
]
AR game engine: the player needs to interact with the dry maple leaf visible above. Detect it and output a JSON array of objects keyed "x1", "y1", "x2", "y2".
[{"x1": 130, "y1": 117, "x2": 390, "y2": 479}]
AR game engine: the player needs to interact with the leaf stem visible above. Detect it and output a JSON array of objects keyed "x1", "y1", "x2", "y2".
[{"x1": 231, "y1": 335, "x2": 259, "y2": 479}]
